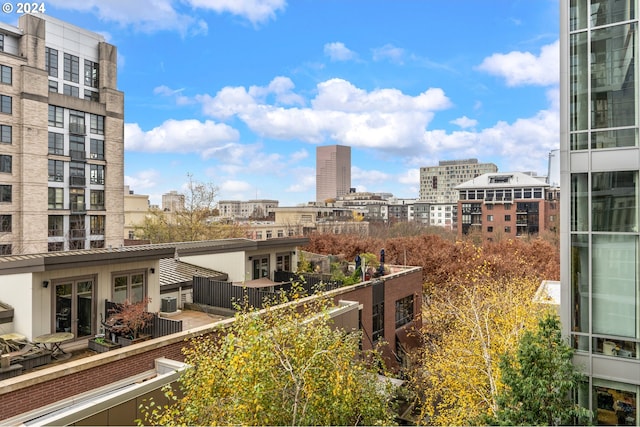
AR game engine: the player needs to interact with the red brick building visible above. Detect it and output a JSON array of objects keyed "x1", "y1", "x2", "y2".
[{"x1": 456, "y1": 172, "x2": 559, "y2": 241}]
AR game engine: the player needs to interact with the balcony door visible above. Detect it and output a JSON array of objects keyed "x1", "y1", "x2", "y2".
[{"x1": 54, "y1": 277, "x2": 94, "y2": 338}]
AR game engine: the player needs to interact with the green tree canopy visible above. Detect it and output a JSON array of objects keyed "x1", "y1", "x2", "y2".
[
  {"x1": 139, "y1": 296, "x2": 396, "y2": 426},
  {"x1": 485, "y1": 314, "x2": 592, "y2": 426}
]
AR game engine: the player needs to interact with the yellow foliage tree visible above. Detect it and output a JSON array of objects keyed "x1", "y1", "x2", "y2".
[
  {"x1": 409, "y1": 247, "x2": 546, "y2": 426},
  {"x1": 139, "y1": 295, "x2": 396, "y2": 426}
]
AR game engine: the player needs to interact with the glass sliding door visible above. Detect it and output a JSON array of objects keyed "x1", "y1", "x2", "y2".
[{"x1": 54, "y1": 277, "x2": 94, "y2": 338}]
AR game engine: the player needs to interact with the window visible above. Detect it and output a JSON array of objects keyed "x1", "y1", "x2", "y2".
[
  {"x1": 90, "y1": 164, "x2": 105, "y2": 184},
  {"x1": 252, "y1": 256, "x2": 269, "y2": 279},
  {"x1": 48, "y1": 160, "x2": 63, "y2": 181},
  {"x1": 487, "y1": 226, "x2": 494, "y2": 232},
  {"x1": 0, "y1": 154, "x2": 10, "y2": 173},
  {"x1": 0, "y1": 65, "x2": 11, "y2": 84},
  {"x1": 48, "y1": 242, "x2": 64, "y2": 252},
  {"x1": 90, "y1": 114, "x2": 104, "y2": 135},
  {"x1": 395, "y1": 295, "x2": 414, "y2": 328},
  {"x1": 90, "y1": 190, "x2": 104, "y2": 210},
  {"x1": 48, "y1": 105, "x2": 64, "y2": 127},
  {"x1": 0, "y1": 95, "x2": 11, "y2": 114},
  {"x1": 0, "y1": 214, "x2": 10, "y2": 232},
  {"x1": 112, "y1": 272, "x2": 145, "y2": 304},
  {"x1": 70, "y1": 161, "x2": 85, "y2": 183},
  {"x1": 48, "y1": 187, "x2": 63, "y2": 209},
  {"x1": 505, "y1": 226, "x2": 511, "y2": 233},
  {"x1": 276, "y1": 254, "x2": 291, "y2": 271},
  {"x1": 504, "y1": 203, "x2": 512, "y2": 210},
  {"x1": 277, "y1": 230, "x2": 284, "y2": 238},
  {"x1": 592, "y1": 171, "x2": 637, "y2": 232},
  {"x1": 0, "y1": 125, "x2": 10, "y2": 144},
  {"x1": 90, "y1": 215, "x2": 105, "y2": 235},
  {"x1": 486, "y1": 204, "x2": 493, "y2": 210},
  {"x1": 49, "y1": 80, "x2": 58, "y2": 93},
  {"x1": 266, "y1": 230, "x2": 272, "y2": 239},
  {"x1": 48, "y1": 132, "x2": 63, "y2": 154},
  {"x1": 372, "y1": 302, "x2": 384, "y2": 341},
  {"x1": 0, "y1": 184, "x2": 11, "y2": 202},
  {"x1": 90, "y1": 139, "x2": 104, "y2": 159},
  {"x1": 90, "y1": 240, "x2": 104, "y2": 249},
  {"x1": 69, "y1": 110, "x2": 85, "y2": 134},
  {"x1": 487, "y1": 215, "x2": 494, "y2": 222},
  {"x1": 84, "y1": 90, "x2": 99, "y2": 102},
  {"x1": 505, "y1": 214, "x2": 511, "y2": 221},
  {"x1": 0, "y1": 244, "x2": 11, "y2": 255},
  {"x1": 84, "y1": 60, "x2": 98, "y2": 88},
  {"x1": 0, "y1": 35, "x2": 4, "y2": 52},
  {"x1": 48, "y1": 215, "x2": 63, "y2": 236},
  {"x1": 63, "y1": 53, "x2": 79, "y2": 83},
  {"x1": 63, "y1": 84, "x2": 79, "y2": 98},
  {"x1": 45, "y1": 47, "x2": 58, "y2": 77},
  {"x1": 69, "y1": 134, "x2": 85, "y2": 160}
]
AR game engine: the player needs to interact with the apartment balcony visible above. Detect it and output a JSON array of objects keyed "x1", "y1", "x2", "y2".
[
  {"x1": 69, "y1": 123, "x2": 86, "y2": 135},
  {"x1": 70, "y1": 202, "x2": 86, "y2": 214},
  {"x1": 69, "y1": 176, "x2": 86, "y2": 187}
]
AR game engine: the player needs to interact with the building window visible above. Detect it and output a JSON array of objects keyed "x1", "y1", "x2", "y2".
[
  {"x1": 90, "y1": 114, "x2": 104, "y2": 135},
  {"x1": 69, "y1": 239, "x2": 85, "y2": 250},
  {"x1": 48, "y1": 159, "x2": 63, "y2": 182},
  {"x1": 487, "y1": 226, "x2": 493, "y2": 232},
  {"x1": 0, "y1": 214, "x2": 10, "y2": 232},
  {"x1": 84, "y1": 90, "x2": 99, "y2": 102},
  {"x1": 90, "y1": 190, "x2": 105, "y2": 210},
  {"x1": 69, "y1": 134, "x2": 85, "y2": 160},
  {"x1": 128, "y1": 231, "x2": 135, "y2": 239},
  {"x1": 49, "y1": 80, "x2": 58, "y2": 93},
  {"x1": 63, "y1": 84, "x2": 80, "y2": 98},
  {"x1": 70, "y1": 162, "x2": 85, "y2": 186},
  {"x1": 487, "y1": 215, "x2": 494, "y2": 222},
  {"x1": 48, "y1": 215, "x2": 63, "y2": 236},
  {"x1": 504, "y1": 203, "x2": 512, "y2": 210},
  {"x1": 90, "y1": 164, "x2": 105, "y2": 184},
  {"x1": 486, "y1": 204, "x2": 493, "y2": 210},
  {"x1": 505, "y1": 226, "x2": 511, "y2": 233},
  {"x1": 0, "y1": 184, "x2": 11, "y2": 202},
  {"x1": 48, "y1": 242, "x2": 64, "y2": 252},
  {"x1": 112, "y1": 272, "x2": 146, "y2": 304},
  {"x1": 372, "y1": 302, "x2": 385, "y2": 341},
  {"x1": 0, "y1": 125, "x2": 10, "y2": 144},
  {"x1": 592, "y1": 171, "x2": 637, "y2": 233},
  {"x1": 90, "y1": 240, "x2": 104, "y2": 249},
  {"x1": 84, "y1": 60, "x2": 99, "y2": 88},
  {"x1": 69, "y1": 110, "x2": 85, "y2": 134},
  {"x1": 48, "y1": 187, "x2": 63, "y2": 209},
  {"x1": 45, "y1": 47, "x2": 58, "y2": 77},
  {"x1": 252, "y1": 256, "x2": 269, "y2": 279},
  {"x1": 90, "y1": 138, "x2": 104, "y2": 159},
  {"x1": 395, "y1": 295, "x2": 414, "y2": 328},
  {"x1": 266, "y1": 230, "x2": 272, "y2": 239},
  {"x1": 505, "y1": 214, "x2": 511, "y2": 221},
  {"x1": 0, "y1": 154, "x2": 11, "y2": 173},
  {"x1": 255, "y1": 231, "x2": 262, "y2": 239},
  {"x1": 277, "y1": 230, "x2": 284, "y2": 238},
  {"x1": 63, "y1": 53, "x2": 79, "y2": 83},
  {"x1": 90, "y1": 215, "x2": 104, "y2": 235},
  {"x1": 48, "y1": 132, "x2": 63, "y2": 154},
  {"x1": 0, "y1": 244, "x2": 11, "y2": 255},
  {"x1": 0, "y1": 35, "x2": 4, "y2": 52},
  {"x1": 276, "y1": 254, "x2": 291, "y2": 271},
  {"x1": 0, "y1": 65, "x2": 11, "y2": 84},
  {"x1": 48, "y1": 105, "x2": 64, "y2": 127},
  {"x1": 0, "y1": 95, "x2": 11, "y2": 114}
]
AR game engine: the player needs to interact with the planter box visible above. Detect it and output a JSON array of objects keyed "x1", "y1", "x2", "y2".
[
  {"x1": 0, "y1": 364, "x2": 22, "y2": 380},
  {"x1": 117, "y1": 334, "x2": 151, "y2": 347},
  {"x1": 0, "y1": 301, "x2": 14, "y2": 324},
  {"x1": 88, "y1": 338, "x2": 122, "y2": 353},
  {"x1": 10, "y1": 351, "x2": 52, "y2": 370}
]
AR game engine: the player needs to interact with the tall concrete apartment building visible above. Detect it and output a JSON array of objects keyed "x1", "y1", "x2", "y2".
[
  {"x1": 561, "y1": 0, "x2": 640, "y2": 422},
  {"x1": 162, "y1": 190, "x2": 185, "y2": 212},
  {"x1": 0, "y1": 14, "x2": 124, "y2": 255},
  {"x1": 316, "y1": 145, "x2": 351, "y2": 204},
  {"x1": 419, "y1": 158, "x2": 498, "y2": 203}
]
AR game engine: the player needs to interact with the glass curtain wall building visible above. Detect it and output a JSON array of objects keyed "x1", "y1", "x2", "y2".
[{"x1": 561, "y1": 1, "x2": 640, "y2": 424}]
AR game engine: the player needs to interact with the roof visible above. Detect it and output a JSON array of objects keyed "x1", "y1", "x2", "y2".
[
  {"x1": 456, "y1": 172, "x2": 549, "y2": 190},
  {"x1": 159, "y1": 258, "x2": 227, "y2": 288}
]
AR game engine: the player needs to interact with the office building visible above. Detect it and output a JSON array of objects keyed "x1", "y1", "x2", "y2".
[
  {"x1": 0, "y1": 14, "x2": 124, "y2": 254},
  {"x1": 316, "y1": 145, "x2": 351, "y2": 204},
  {"x1": 560, "y1": 1, "x2": 640, "y2": 423},
  {"x1": 162, "y1": 190, "x2": 185, "y2": 212},
  {"x1": 419, "y1": 159, "x2": 497, "y2": 204}
]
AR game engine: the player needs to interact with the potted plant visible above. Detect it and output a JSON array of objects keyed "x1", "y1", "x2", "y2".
[
  {"x1": 107, "y1": 298, "x2": 154, "y2": 347},
  {"x1": 88, "y1": 334, "x2": 122, "y2": 353}
]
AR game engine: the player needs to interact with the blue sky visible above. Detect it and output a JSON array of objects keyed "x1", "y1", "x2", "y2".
[{"x1": 21, "y1": 0, "x2": 559, "y2": 206}]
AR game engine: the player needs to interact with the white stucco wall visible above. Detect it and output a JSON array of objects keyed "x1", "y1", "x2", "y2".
[
  {"x1": 181, "y1": 252, "x2": 247, "y2": 283},
  {"x1": 0, "y1": 273, "x2": 33, "y2": 338}
]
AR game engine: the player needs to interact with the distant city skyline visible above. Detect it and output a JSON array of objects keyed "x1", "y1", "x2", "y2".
[{"x1": 19, "y1": 0, "x2": 560, "y2": 206}]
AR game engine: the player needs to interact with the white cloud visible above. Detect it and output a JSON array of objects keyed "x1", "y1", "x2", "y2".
[
  {"x1": 125, "y1": 169, "x2": 162, "y2": 190},
  {"x1": 186, "y1": 0, "x2": 287, "y2": 25},
  {"x1": 285, "y1": 167, "x2": 316, "y2": 193},
  {"x1": 372, "y1": 44, "x2": 405, "y2": 64},
  {"x1": 450, "y1": 116, "x2": 478, "y2": 129},
  {"x1": 324, "y1": 42, "x2": 356, "y2": 61},
  {"x1": 352, "y1": 166, "x2": 391, "y2": 183},
  {"x1": 124, "y1": 119, "x2": 240, "y2": 154},
  {"x1": 397, "y1": 168, "x2": 419, "y2": 185},
  {"x1": 289, "y1": 149, "x2": 308, "y2": 162},
  {"x1": 476, "y1": 40, "x2": 559, "y2": 87}
]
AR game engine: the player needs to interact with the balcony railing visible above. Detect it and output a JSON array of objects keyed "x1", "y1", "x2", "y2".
[
  {"x1": 69, "y1": 228, "x2": 86, "y2": 239},
  {"x1": 69, "y1": 176, "x2": 86, "y2": 187},
  {"x1": 69, "y1": 123, "x2": 86, "y2": 135},
  {"x1": 69, "y1": 150, "x2": 86, "y2": 161},
  {"x1": 70, "y1": 202, "x2": 86, "y2": 213}
]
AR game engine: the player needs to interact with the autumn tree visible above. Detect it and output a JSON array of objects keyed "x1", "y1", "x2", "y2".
[
  {"x1": 136, "y1": 174, "x2": 246, "y2": 243},
  {"x1": 139, "y1": 296, "x2": 396, "y2": 426},
  {"x1": 407, "y1": 249, "x2": 545, "y2": 426},
  {"x1": 484, "y1": 314, "x2": 592, "y2": 426}
]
